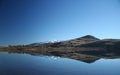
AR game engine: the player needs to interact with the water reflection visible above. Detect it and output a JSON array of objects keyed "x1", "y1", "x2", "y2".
[
  {"x1": 50, "y1": 56, "x2": 60, "y2": 60},
  {"x1": 5, "y1": 51, "x2": 120, "y2": 63},
  {"x1": 0, "y1": 52, "x2": 120, "y2": 75}
]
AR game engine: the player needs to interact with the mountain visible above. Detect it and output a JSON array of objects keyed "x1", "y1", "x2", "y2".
[
  {"x1": 27, "y1": 35, "x2": 120, "y2": 54},
  {"x1": 27, "y1": 40, "x2": 58, "y2": 47},
  {"x1": 77, "y1": 39, "x2": 120, "y2": 53},
  {"x1": 28, "y1": 35, "x2": 120, "y2": 51},
  {"x1": 2, "y1": 35, "x2": 120, "y2": 63},
  {"x1": 50, "y1": 35, "x2": 100, "y2": 47},
  {"x1": 78, "y1": 35, "x2": 99, "y2": 40},
  {"x1": 28, "y1": 35, "x2": 100, "y2": 47},
  {"x1": 78, "y1": 39, "x2": 120, "y2": 47}
]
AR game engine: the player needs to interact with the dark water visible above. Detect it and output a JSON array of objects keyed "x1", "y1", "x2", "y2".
[{"x1": 0, "y1": 52, "x2": 120, "y2": 75}]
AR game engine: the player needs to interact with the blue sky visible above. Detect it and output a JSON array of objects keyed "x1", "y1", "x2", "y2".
[{"x1": 0, "y1": 0, "x2": 120, "y2": 46}]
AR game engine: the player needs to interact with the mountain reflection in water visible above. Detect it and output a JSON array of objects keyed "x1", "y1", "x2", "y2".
[{"x1": 0, "y1": 52, "x2": 120, "y2": 75}]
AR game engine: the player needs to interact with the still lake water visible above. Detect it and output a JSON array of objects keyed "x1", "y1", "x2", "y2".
[{"x1": 0, "y1": 52, "x2": 120, "y2": 75}]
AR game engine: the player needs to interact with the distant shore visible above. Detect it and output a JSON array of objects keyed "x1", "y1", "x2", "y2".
[{"x1": 1, "y1": 46, "x2": 120, "y2": 63}]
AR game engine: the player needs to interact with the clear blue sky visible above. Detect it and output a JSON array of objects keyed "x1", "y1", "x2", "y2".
[{"x1": 0, "y1": 0, "x2": 120, "y2": 46}]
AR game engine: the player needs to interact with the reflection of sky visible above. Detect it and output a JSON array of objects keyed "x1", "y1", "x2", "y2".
[
  {"x1": 0, "y1": 0, "x2": 120, "y2": 46},
  {"x1": 0, "y1": 52, "x2": 120, "y2": 75}
]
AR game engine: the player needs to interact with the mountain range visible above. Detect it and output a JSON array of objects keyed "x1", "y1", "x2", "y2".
[
  {"x1": 1, "y1": 35, "x2": 120, "y2": 63},
  {"x1": 28, "y1": 35, "x2": 120, "y2": 50}
]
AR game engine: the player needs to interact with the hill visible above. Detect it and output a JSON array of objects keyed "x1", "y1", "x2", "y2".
[
  {"x1": 1, "y1": 35, "x2": 120, "y2": 63},
  {"x1": 28, "y1": 35, "x2": 100, "y2": 47}
]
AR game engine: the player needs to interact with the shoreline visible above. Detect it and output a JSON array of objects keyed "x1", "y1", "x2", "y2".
[{"x1": 1, "y1": 46, "x2": 120, "y2": 63}]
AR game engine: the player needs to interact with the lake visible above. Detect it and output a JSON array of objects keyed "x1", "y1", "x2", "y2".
[{"x1": 0, "y1": 52, "x2": 120, "y2": 75}]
